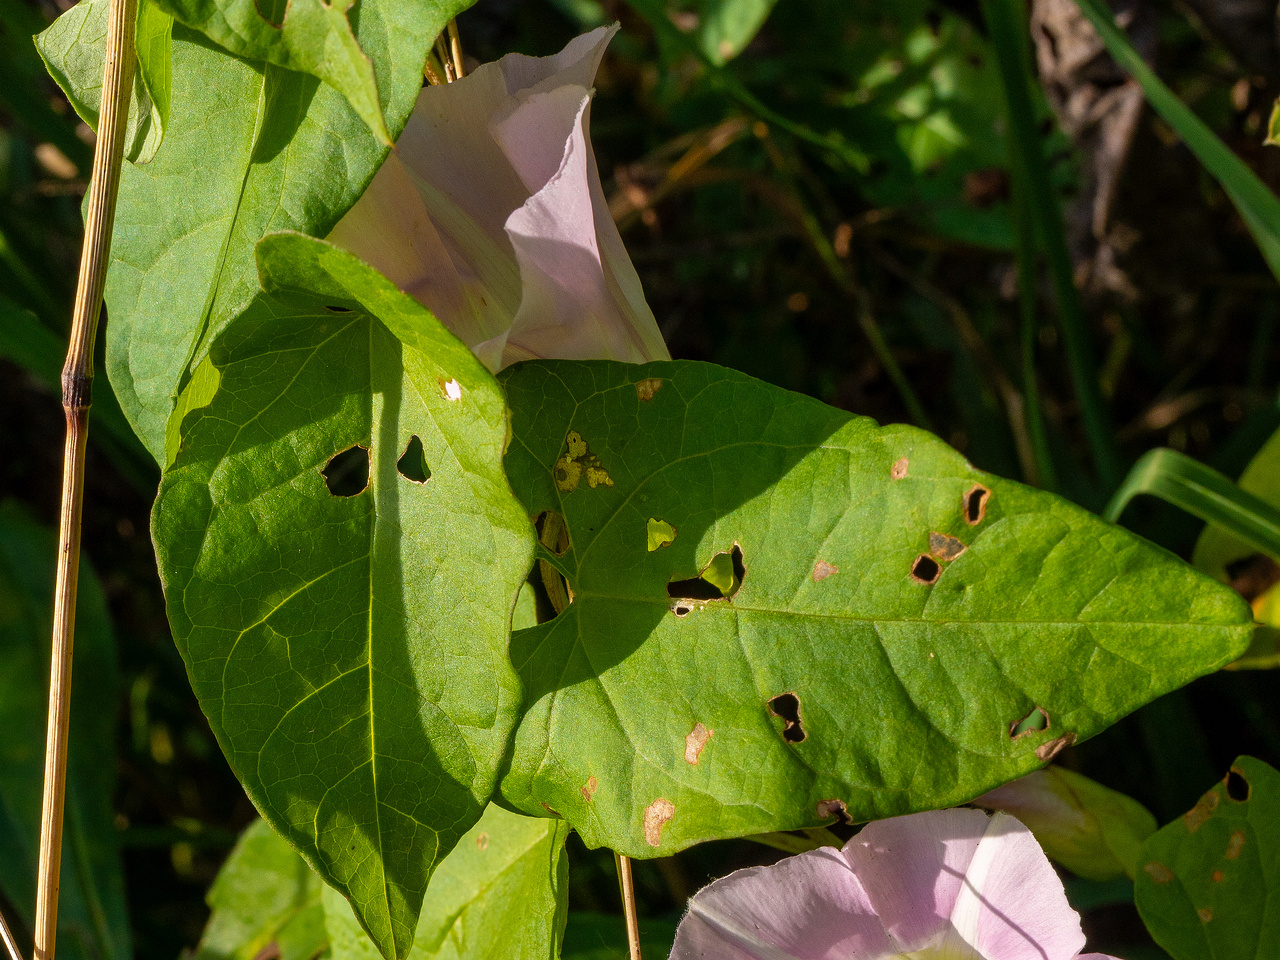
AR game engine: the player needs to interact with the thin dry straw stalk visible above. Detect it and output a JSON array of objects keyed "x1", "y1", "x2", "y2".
[{"x1": 33, "y1": 0, "x2": 138, "y2": 958}]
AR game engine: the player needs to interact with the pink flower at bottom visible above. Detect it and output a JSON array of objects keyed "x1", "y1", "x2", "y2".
[{"x1": 671, "y1": 809, "x2": 1122, "y2": 960}]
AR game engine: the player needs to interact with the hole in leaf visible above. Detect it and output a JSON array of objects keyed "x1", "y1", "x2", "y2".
[
  {"x1": 1035, "y1": 732, "x2": 1076, "y2": 762},
  {"x1": 253, "y1": 0, "x2": 286, "y2": 28},
  {"x1": 529, "y1": 511, "x2": 572, "y2": 623},
  {"x1": 323, "y1": 304, "x2": 352, "y2": 313},
  {"x1": 1226, "y1": 554, "x2": 1280, "y2": 603},
  {"x1": 668, "y1": 545, "x2": 744, "y2": 601},
  {"x1": 910, "y1": 554, "x2": 941, "y2": 584},
  {"x1": 647, "y1": 518, "x2": 677, "y2": 552},
  {"x1": 322, "y1": 445, "x2": 369, "y2": 497},
  {"x1": 768, "y1": 693, "x2": 806, "y2": 743},
  {"x1": 671, "y1": 601, "x2": 694, "y2": 617},
  {"x1": 534, "y1": 511, "x2": 570, "y2": 556},
  {"x1": 396, "y1": 436, "x2": 431, "y2": 484},
  {"x1": 964, "y1": 484, "x2": 990, "y2": 525},
  {"x1": 816, "y1": 798, "x2": 849, "y2": 823},
  {"x1": 1226, "y1": 768, "x2": 1251, "y2": 802},
  {"x1": 1010, "y1": 706, "x2": 1049, "y2": 739}
]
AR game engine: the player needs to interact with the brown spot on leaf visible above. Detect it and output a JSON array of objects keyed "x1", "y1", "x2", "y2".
[
  {"x1": 929, "y1": 532, "x2": 967, "y2": 562},
  {"x1": 812, "y1": 560, "x2": 838, "y2": 582},
  {"x1": 1144, "y1": 862, "x2": 1174, "y2": 883},
  {"x1": 540, "y1": 803, "x2": 561, "y2": 819},
  {"x1": 644, "y1": 798, "x2": 675, "y2": 847},
  {"x1": 1036, "y1": 732, "x2": 1076, "y2": 762},
  {"x1": 1212, "y1": 870, "x2": 1225, "y2": 882},
  {"x1": 891, "y1": 457, "x2": 909, "y2": 480},
  {"x1": 768, "y1": 693, "x2": 806, "y2": 743},
  {"x1": 816, "y1": 799, "x2": 848, "y2": 822},
  {"x1": 1198, "y1": 908, "x2": 1213, "y2": 923},
  {"x1": 476, "y1": 832, "x2": 489, "y2": 850},
  {"x1": 636, "y1": 378, "x2": 663, "y2": 401},
  {"x1": 1185, "y1": 791, "x2": 1219, "y2": 833},
  {"x1": 251, "y1": 944, "x2": 281, "y2": 960},
  {"x1": 911, "y1": 554, "x2": 941, "y2": 584},
  {"x1": 685, "y1": 723, "x2": 712, "y2": 764},
  {"x1": 1226, "y1": 830, "x2": 1246, "y2": 860},
  {"x1": 581, "y1": 776, "x2": 598, "y2": 801},
  {"x1": 964, "y1": 484, "x2": 990, "y2": 525}
]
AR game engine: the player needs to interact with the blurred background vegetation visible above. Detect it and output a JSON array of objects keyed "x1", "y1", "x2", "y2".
[{"x1": 4, "y1": 0, "x2": 1280, "y2": 957}]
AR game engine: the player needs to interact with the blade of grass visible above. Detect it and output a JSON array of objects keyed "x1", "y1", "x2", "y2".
[
  {"x1": 1071, "y1": 0, "x2": 1280, "y2": 282},
  {"x1": 1104, "y1": 447, "x2": 1280, "y2": 560},
  {"x1": 981, "y1": 0, "x2": 1119, "y2": 493},
  {"x1": 34, "y1": 0, "x2": 137, "y2": 957}
]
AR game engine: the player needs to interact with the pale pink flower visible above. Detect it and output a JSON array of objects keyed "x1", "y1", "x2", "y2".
[
  {"x1": 670, "y1": 809, "x2": 1122, "y2": 960},
  {"x1": 329, "y1": 26, "x2": 669, "y2": 372}
]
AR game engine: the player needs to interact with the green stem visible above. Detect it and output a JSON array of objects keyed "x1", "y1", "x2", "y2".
[{"x1": 1013, "y1": 172, "x2": 1058, "y2": 491}]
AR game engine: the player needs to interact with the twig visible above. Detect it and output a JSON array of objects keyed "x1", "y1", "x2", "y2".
[
  {"x1": 614, "y1": 852, "x2": 643, "y2": 960},
  {"x1": 446, "y1": 19, "x2": 466, "y2": 80},
  {"x1": 0, "y1": 908, "x2": 25, "y2": 960},
  {"x1": 34, "y1": 0, "x2": 138, "y2": 958}
]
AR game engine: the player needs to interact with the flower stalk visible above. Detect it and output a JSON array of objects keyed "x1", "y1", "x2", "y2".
[{"x1": 34, "y1": 0, "x2": 137, "y2": 957}]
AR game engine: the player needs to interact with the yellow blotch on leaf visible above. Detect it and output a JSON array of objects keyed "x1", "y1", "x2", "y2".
[
  {"x1": 554, "y1": 430, "x2": 613, "y2": 492},
  {"x1": 647, "y1": 519, "x2": 677, "y2": 551}
]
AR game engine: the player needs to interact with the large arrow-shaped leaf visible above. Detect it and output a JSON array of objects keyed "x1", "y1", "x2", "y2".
[
  {"x1": 497, "y1": 360, "x2": 1252, "y2": 856},
  {"x1": 153, "y1": 234, "x2": 534, "y2": 959}
]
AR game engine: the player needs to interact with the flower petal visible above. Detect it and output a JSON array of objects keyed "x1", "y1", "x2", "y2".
[
  {"x1": 842, "y1": 807, "x2": 986, "y2": 952},
  {"x1": 946, "y1": 812, "x2": 1086, "y2": 960},
  {"x1": 494, "y1": 85, "x2": 669, "y2": 366},
  {"x1": 670, "y1": 847, "x2": 895, "y2": 960}
]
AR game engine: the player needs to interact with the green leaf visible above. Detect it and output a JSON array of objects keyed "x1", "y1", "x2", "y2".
[
  {"x1": 323, "y1": 804, "x2": 570, "y2": 960},
  {"x1": 152, "y1": 0, "x2": 474, "y2": 145},
  {"x1": 1071, "y1": 0, "x2": 1280, "y2": 284},
  {"x1": 626, "y1": 0, "x2": 778, "y2": 65},
  {"x1": 36, "y1": 0, "x2": 174, "y2": 164},
  {"x1": 497, "y1": 359, "x2": 1251, "y2": 856},
  {"x1": 153, "y1": 233, "x2": 534, "y2": 960},
  {"x1": 0, "y1": 502, "x2": 131, "y2": 960},
  {"x1": 1135, "y1": 756, "x2": 1280, "y2": 960},
  {"x1": 193, "y1": 819, "x2": 328, "y2": 960},
  {"x1": 1105, "y1": 448, "x2": 1280, "y2": 562},
  {"x1": 103, "y1": 27, "x2": 384, "y2": 461}
]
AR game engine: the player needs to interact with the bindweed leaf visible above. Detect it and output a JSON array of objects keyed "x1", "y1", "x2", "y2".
[
  {"x1": 0, "y1": 504, "x2": 131, "y2": 960},
  {"x1": 36, "y1": 0, "x2": 173, "y2": 164},
  {"x1": 153, "y1": 233, "x2": 534, "y2": 959},
  {"x1": 497, "y1": 360, "x2": 1251, "y2": 856},
  {"x1": 100, "y1": 27, "x2": 387, "y2": 461},
  {"x1": 193, "y1": 820, "x2": 327, "y2": 960},
  {"x1": 150, "y1": 0, "x2": 475, "y2": 145},
  {"x1": 322, "y1": 804, "x2": 570, "y2": 960},
  {"x1": 1135, "y1": 756, "x2": 1280, "y2": 960}
]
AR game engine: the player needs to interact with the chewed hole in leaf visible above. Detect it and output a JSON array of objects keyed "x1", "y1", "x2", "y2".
[
  {"x1": 322, "y1": 445, "x2": 369, "y2": 497},
  {"x1": 1010, "y1": 706, "x2": 1049, "y2": 739},
  {"x1": 535, "y1": 511, "x2": 570, "y2": 556},
  {"x1": 910, "y1": 554, "x2": 941, "y2": 584},
  {"x1": 396, "y1": 436, "x2": 431, "y2": 484},
  {"x1": 768, "y1": 693, "x2": 806, "y2": 743},
  {"x1": 254, "y1": 0, "x2": 286, "y2": 27},
  {"x1": 668, "y1": 545, "x2": 744, "y2": 601},
  {"x1": 1226, "y1": 768, "x2": 1251, "y2": 802},
  {"x1": 964, "y1": 484, "x2": 990, "y2": 525},
  {"x1": 816, "y1": 798, "x2": 849, "y2": 823}
]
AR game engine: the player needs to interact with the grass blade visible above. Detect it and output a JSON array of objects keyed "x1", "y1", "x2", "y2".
[{"x1": 1104, "y1": 447, "x2": 1280, "y2": 561}]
